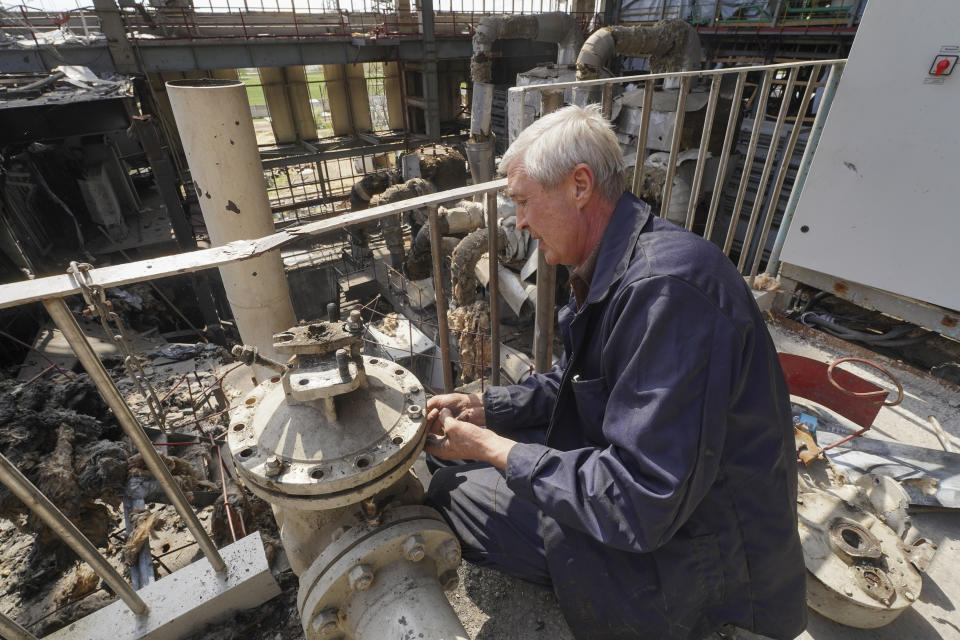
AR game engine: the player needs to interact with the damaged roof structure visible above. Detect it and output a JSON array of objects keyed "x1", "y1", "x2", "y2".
[{"x1": 1, "y1": 0, "x2": 960, "y2": 639}]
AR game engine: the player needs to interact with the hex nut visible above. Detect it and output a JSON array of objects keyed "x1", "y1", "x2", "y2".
[
  {"x1": 311, "y1": 608, "x2": 340, "y2": 635},
  {"x1": 403, "y1": 535, "x2": 426, "y2": 562},
  {"x1": 407, "y1": 404, "x2": 423, "y2": 419},
  {"x1": 348, "y1": 564, "x2": 374, "y2": 591},
  {"x1": 439, "y1": 539, "x2": 461, "y2": 565},
  {"x1": 265, "y1": 455, "x2": 282, "y2": 477},
  {"x1": 439, "y1": 570, "x2": 459, "y2": 591}
]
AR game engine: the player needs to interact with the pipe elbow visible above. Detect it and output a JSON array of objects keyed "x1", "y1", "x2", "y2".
[{"x1": 576, "y1": 28, "x2": 616, "y2": 80}]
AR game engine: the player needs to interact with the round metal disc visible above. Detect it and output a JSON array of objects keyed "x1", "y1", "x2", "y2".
[{"x1": 227, "y1": 356, "x2": 427, "y2": 507}]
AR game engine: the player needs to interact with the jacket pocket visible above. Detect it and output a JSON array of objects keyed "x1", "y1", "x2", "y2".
[{"x1": 570, "y1": 375, "x2": 608, "y2": 441}]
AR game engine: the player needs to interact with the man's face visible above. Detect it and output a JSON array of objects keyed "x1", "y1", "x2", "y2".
[{"x1": 506, "y1": 162, "x2": 583, "y2": 266}]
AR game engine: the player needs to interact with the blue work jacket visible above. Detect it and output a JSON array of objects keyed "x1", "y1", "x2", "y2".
[{"x1": 483, "y1": 192, "x2": 806, "y2": 639}]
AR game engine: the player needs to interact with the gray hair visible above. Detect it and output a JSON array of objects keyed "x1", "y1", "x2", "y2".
[{"x1": 499, "y1": 104, "x2": 625, "y2": 204}]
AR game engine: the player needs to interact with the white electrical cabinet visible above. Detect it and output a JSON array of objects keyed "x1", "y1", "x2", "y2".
[{"x1": 780, "y1": 0, "x2": 960, "y2": 313}]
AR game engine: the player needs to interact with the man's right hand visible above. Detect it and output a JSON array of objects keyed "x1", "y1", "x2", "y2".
[{"x1": 426, "y1": 392, "x2": 486, "y2": 429}]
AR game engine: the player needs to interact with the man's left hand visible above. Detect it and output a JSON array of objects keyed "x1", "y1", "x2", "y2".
[{"x1": 425, "y1": 408, "x2": 516, "y2": 470}]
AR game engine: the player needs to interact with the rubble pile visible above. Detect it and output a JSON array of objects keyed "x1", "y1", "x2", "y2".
[{"x1": 0, "y1": 376, "x2": 127, "y2": 553}]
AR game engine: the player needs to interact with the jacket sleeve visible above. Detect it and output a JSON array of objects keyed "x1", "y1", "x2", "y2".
[
  {"x1": 482, "y1": 363, "x2": 565, "y2": 432},
  {"x1": 504, "y1": 276, "x2": 743, "y2": 552}
]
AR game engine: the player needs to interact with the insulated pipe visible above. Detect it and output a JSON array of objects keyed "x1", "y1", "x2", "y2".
[
  {"x1": 576, "y1": 20, "x2": 702, "y2": 81},
  {"x1": 0, "y1": 451, "x2": 149, "y2": 615},
  {"x1": 43, "y1": 297, "x2": 227, "y2": 574},
  {"x1": 166, "y1": 79, "x2": 296, "y2": 365},
  {"x1": 469, "y1": 12, "x2": 583, "y2": 143}
]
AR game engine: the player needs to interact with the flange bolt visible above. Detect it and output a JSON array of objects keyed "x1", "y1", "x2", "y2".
[
  {"x1": 311, "y1": 609, "x2": 340, "y2": 636},
  {"x1": 336, "y1": 348, "x2": 351, "y2": 380},
  {"x1": 265, "y1": 455, "x2": 282, "y2": 477},
  {"x1": 403, "y1": 535, "x2": 426, "y2": 562},
  {"x1": 348, "y1": 564, "x2": 374, "y2": 591},
  {"x1": 407, "y1": 404, "x2": 423, "y2": 419},
  {"x1": 347, "y1": 309, "x2": 363, "y2": 333}
]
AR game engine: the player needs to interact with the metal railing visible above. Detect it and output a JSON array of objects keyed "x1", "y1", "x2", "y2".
[
  {"x1": 508, "y1": 58, "x2": 845, "y2": 284},
  {"x1": 0, "y1": 0, "x2": 594, "y2": 43},
  {"x1": 0, "y1": 179, "x2": 504, "y2": 632}
]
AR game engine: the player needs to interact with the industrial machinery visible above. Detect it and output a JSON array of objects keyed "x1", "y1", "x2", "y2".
[{"x1": 228, "y1": 309, "x2": 467, "y2": 639}]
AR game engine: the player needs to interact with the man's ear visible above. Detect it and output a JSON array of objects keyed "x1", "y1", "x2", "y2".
[{"x1": 571, "y1": 163, "x2": 595, "y2": 206}]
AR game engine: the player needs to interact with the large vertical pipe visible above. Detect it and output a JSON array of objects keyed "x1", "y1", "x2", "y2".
[
  {"x1": 43, "y1": 297, "x2": 227, "y2": 574},
  {"x1": 165, "y1": 79, "x2": 296, "y2": 364},
  {"x1": 0, "y1": 452, "x2": 148, "y2": 615},
  {"x1": 533, "y1": 91, "x2": 561, "y2": 374}
]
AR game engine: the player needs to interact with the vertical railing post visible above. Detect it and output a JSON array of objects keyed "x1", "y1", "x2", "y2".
[
  {"x1": 428, "y1": 204, "x2": 454, "y2": 392},
  {"x1": 631, "y1": 78, "x2": 655, "y2": 197},
  {"x1": 0, "y1": 453, "x2": 149, "y2": 615},
  {"x1": 42, "y1": 297, "x2": 227, "y2": 574},
  {"x1": 765, "y1": 62, "x2": 843, "y2": 275},
  {"x1": 660, "y1": 75, "x2": 691, "y2": 219},
  {"x1": 749, "y1": 64, "x2": 821, "y2": 282},
  {"x1": 485, "y1": 188, "x2": 500, "y2": 386}
]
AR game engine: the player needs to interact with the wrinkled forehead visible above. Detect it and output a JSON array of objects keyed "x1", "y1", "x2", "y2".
[{"x1": 503, "y1": 165, "x2": 539, "y2": 200}]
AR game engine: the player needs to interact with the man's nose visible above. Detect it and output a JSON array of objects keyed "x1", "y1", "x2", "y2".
[{"x1": 515, "y1": 211, "x2": 529, "y2": 231}]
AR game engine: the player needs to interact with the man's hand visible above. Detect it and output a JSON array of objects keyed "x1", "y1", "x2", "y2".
[
  {"x1": 426, "y1": 392, "x2": 486, "y2": 427},
  {"x1": 425, "y1": 408, "x2": 516, "y2": 471}
]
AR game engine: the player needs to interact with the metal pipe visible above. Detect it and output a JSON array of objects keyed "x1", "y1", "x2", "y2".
[
  {"x1": 685, "y1": 74, "x2": 721, "y2": 230},
  {"x1": 0, "y1": 611, "x2": 38, "y2": 640},
  {"x1": 428, "y1": 204, "x2": 454, "y2": 392},
  {"x1": 722, "y1": 69, "x2": 773, "y2": 257},
  {"x1": 631, "y1": 78, "x2": 655, "y2": 196},
  {"x1": 765, "y1": 63, "x2": 844, "y2": 275},
  {"x1": 749, "y1": 64, "x2": 821, "y2": 282},
  {"x1": 705, "y1": 72, "x2": 746, "y2": 241},
  {"x1": 737, "y1": 67, "x2": 798, "y2": 273},
  {"x1": 660, "y1": 75, "x2": 691, "y2": 219},
  {"x1": 0, "y1": 452, "x2": 148, "y2": 615},
  {"x1": 42, "y1": 298, "x2": 227, "y2": 574},
  {"x1": 165, "y1": 79, "x2": 296, "y2": 367},
  {"x1": 485, "y1": 191, "x2": 500, "y2": 386}
]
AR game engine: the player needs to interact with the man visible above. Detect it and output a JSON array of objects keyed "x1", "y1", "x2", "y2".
[{"x1": 425, "y1": 105, "x2": 806, "y2": 639}]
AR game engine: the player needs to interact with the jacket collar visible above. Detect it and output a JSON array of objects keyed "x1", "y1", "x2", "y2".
[{"x1": 582, "y1": 192, "x2": 651, "y2": 308}]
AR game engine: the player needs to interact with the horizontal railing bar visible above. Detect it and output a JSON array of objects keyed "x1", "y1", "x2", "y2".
[
  {"x1": 0, "y1": 179, "x2": 506, "y2": 311},
  {"x1": 514, "y1": 59, "x2": 846, "y2": 93}
]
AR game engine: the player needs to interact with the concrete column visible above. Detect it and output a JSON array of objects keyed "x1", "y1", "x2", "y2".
[
  {"x1": 259, "y1": 67, "x2": 297, "y2": 143},
  {"x1": 91, "y1": 0, "x2": 138, "y2": 74},
  {"x1": 166, "y1": 79, "x2": 296, "y2": 364},
  {"x1": 323, "y1": 64, "x2": 373, "y2": 136},
  {"x1": 259, "y1": 66, "x2": 317, "y2": 143},
  {"x1": 383, "y1": 62, "x2": 405, "y2": 130},
  {"x1": 418, "y1": 0, "x2": 442, "y2": 140}
]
